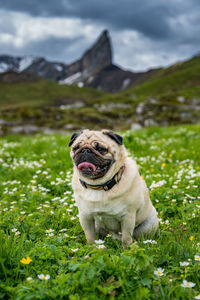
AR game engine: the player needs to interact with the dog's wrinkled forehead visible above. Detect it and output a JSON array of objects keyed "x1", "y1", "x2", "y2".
[
  {"x1": 73, "y1": 132, "x2": 108, "y2": 151},
  {"x1": 80, "y1": 130, "x2": 96, "y2": 142},
  {"x1": 78, "y1": 130, "x2": 106, "y2": 144},
  {"x1": 68, "y1": 129, "x2": 123, "y2": 148}
]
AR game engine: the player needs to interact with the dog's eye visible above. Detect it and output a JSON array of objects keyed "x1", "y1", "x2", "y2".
[
  {"x1": 72, "y1": 144, "x2": 80, "y2": 152},
  {"x1": 95, "y1": 143, "x2": 108, "y2": 154}
]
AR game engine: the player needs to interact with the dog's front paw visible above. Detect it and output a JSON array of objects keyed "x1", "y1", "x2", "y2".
[
  {"x1": 122, "y1": 235, "x2": 133, "y2": 249},
  {"x1": 86, "y1": 236, "x2": 95, "y2": 244}
]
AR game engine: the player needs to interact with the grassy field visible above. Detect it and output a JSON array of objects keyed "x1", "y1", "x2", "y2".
[{"x1": 0, "y1": 124, "x2": 200, "y2": 299}]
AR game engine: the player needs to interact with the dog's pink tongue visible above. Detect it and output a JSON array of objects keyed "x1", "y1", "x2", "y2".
[{"x1": 78, "y1": 162, "x2": 96, "y2": 172}]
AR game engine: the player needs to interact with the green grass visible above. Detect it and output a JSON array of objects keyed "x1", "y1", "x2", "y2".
[
  {"x1": 0, "y1": 79, "x2": 107, "y2": 109},
  {"x1": 0, "y1": 124, "x2": 200, "y2": 299},
  {"x1": 124, "y1": 56, "x2": 200, "y2": 100}
]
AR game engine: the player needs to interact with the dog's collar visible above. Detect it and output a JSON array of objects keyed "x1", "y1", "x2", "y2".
[{"x1": 79, "y1": 165, "x2": 125, "y2": 191}]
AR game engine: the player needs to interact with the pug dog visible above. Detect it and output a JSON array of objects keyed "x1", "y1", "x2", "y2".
[{"x1": 69, "y1": 129, "x2": 158, "y2": 248}]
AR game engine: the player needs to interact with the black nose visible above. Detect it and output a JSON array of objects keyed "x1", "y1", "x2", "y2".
[{"x1": 81, "y1": 148, "x2": 92, "y2": 154}]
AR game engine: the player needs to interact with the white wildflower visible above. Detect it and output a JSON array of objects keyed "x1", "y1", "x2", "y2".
[
  {"x1": 179, "y1": 262, "x2": 190, "y2": 266},
  {"x1": 94, "y1": 239, "x2": 105, "y2": 244},
  {"x1": 194, "y1": 255, "x2": 200, "y2": 261},
  {"x1": 143, "y1": 240, "x2": 157, "y2": 244},
  {"x1": 45, "y1": 229, "x2": 54, "y2": 234},
  {"x1": 181, "y1": 280, "x2": 195, "y2": 288},
  {"x1": 71, "y1": 248, "x2": 79, "y2": 253},
  {"x1": 154, "y1": 268, "x2": 164, "y2": 277},
  {"x1": 37, "y1": 274, "x2": 50, "y2": 280},
  {"x1": 96, "y1": 244, "x2": 106, "y2": 249}
]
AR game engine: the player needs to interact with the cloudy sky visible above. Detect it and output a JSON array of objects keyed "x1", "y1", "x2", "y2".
[{"x1": 0, "y1": 0, "x2": 200, "y2": 71}]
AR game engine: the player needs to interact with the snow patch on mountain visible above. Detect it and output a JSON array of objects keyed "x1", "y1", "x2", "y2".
[
  {"x1": 18, "y1": 56, "x2": 35, "y2": 72},
  {"x1": 59, "y1": 72, "x2": 82, "y2": 85},
  {"x1": 54, "y1": 64, "x2": 63, "y2": 72},
  {"x1": 0, "y1": 62, "x2": 10, "y2": 73}
]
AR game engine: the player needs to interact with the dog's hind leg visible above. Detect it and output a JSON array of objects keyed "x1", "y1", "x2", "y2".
[{"x1": 133, "y1": 212, "x2": 158, "y2": 240}]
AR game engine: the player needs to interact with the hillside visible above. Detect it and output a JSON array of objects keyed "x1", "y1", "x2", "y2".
[
  {"x1": 0, "y1": 72, "x2": 134, "y2": 134},
  {"x1": 122, "y1": 55, "x2": 200, "y2": 126},
  {"x1": 0, "y1": 73, "x2": 106, "y2": 110},
  {"x1": 125, "y1": 55, "x2": 200, "y2": 98},
  {"x1": 0, "y1": 53, "x2": 200, "y2": 135}
]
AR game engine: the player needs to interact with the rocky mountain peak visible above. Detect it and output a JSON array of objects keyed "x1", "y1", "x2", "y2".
[
  {"x1": 81, "y1": 30, "x2": 112, "y2": 75},
  {"x1": 0, "y1": 30, "x2": 151, "y2": 92},
  {"x1": 63, "y1": 30, "x2": 113, "y2": 81}
]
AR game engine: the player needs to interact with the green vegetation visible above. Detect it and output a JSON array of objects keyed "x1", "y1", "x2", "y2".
[
  {"x1": 0, "y1": 79, "x2": 106, "y2": 109},
  {"x1": 0, "y1": 55, "x2": 200, "y2": 132},
  {"x1": 0, "y1": 124, "x2": 200, "y2": 299},
  {"x1": 124, "y1": 55, "x2": 200, "y2": 100}
]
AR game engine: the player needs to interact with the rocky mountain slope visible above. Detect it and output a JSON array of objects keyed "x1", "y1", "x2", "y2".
[
  {"x1": 0, "y1": 30, "x2": 157, "y2": 93},
  {"x1": 0, "y1": 31, "x2": 200, "y2": 135}
]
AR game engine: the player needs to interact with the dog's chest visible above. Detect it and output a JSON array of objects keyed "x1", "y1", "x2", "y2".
[
  {"x1": 76, "y1": 189, "x2": 127, "y2": 221},
  {"x1": 86, "y1": 195, "x2": 124, "y2": 232}
]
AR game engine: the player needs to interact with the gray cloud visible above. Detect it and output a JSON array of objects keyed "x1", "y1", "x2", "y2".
[
  {"x1": 21, "y1": 36, "x2": 84, "y2": 62},
  {"x1": 0, "y1": 0, "x2": 198, "y2": 39},
  {"x1": 0, "y1": 34, "x2": 89, "y2": 64},
  {"x1": 0, "y1": 11, "x2": 16, "y2": 34},
  {"x1": 0, "y1": 0, "x2": 200, "y2": 70}
]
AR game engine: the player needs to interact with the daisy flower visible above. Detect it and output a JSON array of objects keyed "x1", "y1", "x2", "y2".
[
  {"x1": 59, "y1": 228, "x2": 67, "y2": 232},
  {"x1": 194, "y1": 255, "x2": 200, "y2": 261},
  {"x1": 37, "y1": 274, "x2": 50, "y2": 280},
  {"x1": 96, "y1": 244, "x2": 106, "y2": 249},
  {"x1": 179, "y1": 262, "x2": 189, "y2": 266},
  {"x1": 48, "y1": 233, "x2": 54, "y2": 237},
  {"x1": 143, "y1": 239, "x2": 157, "y2": 244},
  {"x1": 94, "y1": 239, "x2": 105, "y2": 244},
  {"x1": 194, "y1": 294, "x2": 200, "y2": 299},
  {"x1": 71, "y1": 248, "x2": 79, "y2": 253},
  {"x1": 154, "y1": 268, "x2": 164, "y2": 277},
  {"x1": 181, "y1": 280, "x2": 195, "y2": 288},
  {"x1": 45, "y1": 229, "x2": 54, "y2": 234}
]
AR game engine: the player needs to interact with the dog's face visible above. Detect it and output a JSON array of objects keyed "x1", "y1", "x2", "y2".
[{"x1": 69, "y1": 130, "x2": 124, "y2": 180}]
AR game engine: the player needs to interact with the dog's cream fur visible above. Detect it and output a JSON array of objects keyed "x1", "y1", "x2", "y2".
[{"x1": 70, "y1": 129, "x2": 158, "y2": 248}]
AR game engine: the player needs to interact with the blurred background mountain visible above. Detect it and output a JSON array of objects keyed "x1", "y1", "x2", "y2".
[{"x1": 0, "y1": 29, "x2": 200, "y2": 134}]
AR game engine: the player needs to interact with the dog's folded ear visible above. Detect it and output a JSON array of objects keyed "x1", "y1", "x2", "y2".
[
  {"x1": 103, "y1": 130, "x2": 123, "y2": 145},
  {"x1": 68, "y1": 132, "x2": 80, "y2": 147}
]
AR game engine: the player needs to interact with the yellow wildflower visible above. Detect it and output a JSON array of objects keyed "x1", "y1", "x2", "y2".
[
  {"x1": 20, "y1": 257, "x2": 32, "y2": 264},
  {"x1": 161, "y1": 163, "x2": 166, "y2": 168},
  {"x1": 189, "y1": 236, "x2": 194, "y2": 241}
]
